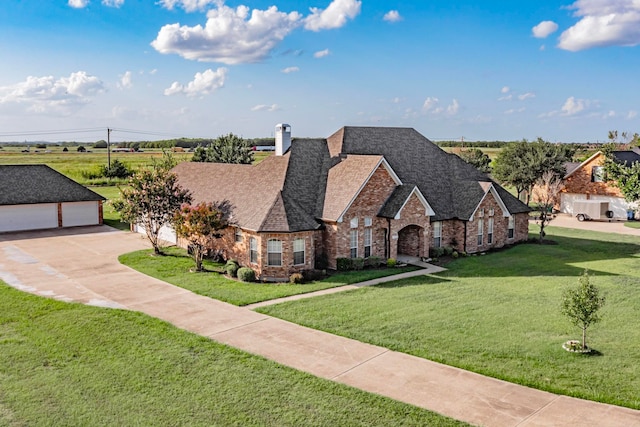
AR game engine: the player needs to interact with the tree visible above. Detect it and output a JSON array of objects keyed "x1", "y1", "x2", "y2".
[
  {"x1": 531, "y1": 171, "x2": 564, "y2": 243},
  {"x1": 192, "y1": 133, "x2": 253, "y2": 164},
  {"x1": 458, "y1": 148, "x2": 492, "y2": 173},
  {"x1": 113, "y1": 153, "x2": 191, "y2": 255},
  {"x1": 493, "y1": 139, "x2": 574, "y2": 204},
  {"x1": 94, "y1": 140, "x2": 108, "y2": 149},
  {"x1": 77, "y1": 146, "x2": 86, "y2": 152},
  {"x1": 173, "y1": 201, "x2": 233, "y2": 271},
  {"x1": 602, "y1": 131, "x2": 640, "y2": 205},
  {"x1": 561, "y1": 271, "x2": 605, "y2": 351}
]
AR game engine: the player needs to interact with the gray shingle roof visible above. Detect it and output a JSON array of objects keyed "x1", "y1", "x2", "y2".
[
  {"x1": 378, "y1": 185, "x2": 415, "y2": 218},
  {"x1": 0, "y1": 165, "x2": 105, "y2": 206},
  {"x1": 612, "y1": 151, "x2": 640, "y2": 166},
  {"x1": 330, "y1": 126, "x2": 530, "y2": 220}
]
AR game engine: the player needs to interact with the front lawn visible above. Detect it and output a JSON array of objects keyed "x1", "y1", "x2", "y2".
[
  {"x1": 258, "y1": 227, "x2": 640, "y2": 409},
  {"x1": 119, "y1": 246, "x2": 417, "y2": 306},
  {"x1": 0, "y1": 284, "x2": 464, "y2": 426},
  {"x1": 91, "y1": 185, "x2": 129, "y2": 230}
]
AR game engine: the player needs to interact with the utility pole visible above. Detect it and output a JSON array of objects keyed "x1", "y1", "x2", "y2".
[{"x1": 107, "y1": 128, "x2": 112, "y2": 169}]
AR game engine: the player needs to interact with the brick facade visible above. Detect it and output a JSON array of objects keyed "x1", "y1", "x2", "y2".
[
  {"x1": 390, "y1": 193, "x2": 431, "y2": 259},
  {"x1": 562, "y1": 153, "x2": 623, "y2": 198}
]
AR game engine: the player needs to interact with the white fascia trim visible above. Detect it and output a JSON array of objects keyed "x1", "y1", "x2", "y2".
[
  {"x1": 393, "y1": 186, "x2": 436, "y2": 220},
  {"x1": 469, "y1": 184, "x2": 511, "y2": 221},
  {"x1": 337, "y1": 157, "x2": 403, "y2": 222}
]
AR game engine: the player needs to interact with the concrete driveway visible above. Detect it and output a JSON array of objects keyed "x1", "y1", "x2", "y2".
[{"x1": 1, "y1": 226, "x2": 639, "y2": 427}]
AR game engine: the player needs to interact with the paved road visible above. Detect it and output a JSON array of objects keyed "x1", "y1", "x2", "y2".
[{"x1": 1, "y1": 226, "x2": 639, "y2": 427}]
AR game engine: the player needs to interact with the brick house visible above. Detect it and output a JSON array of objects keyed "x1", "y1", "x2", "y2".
[
  {"x1": 172, "y1": 125, "x2": 530, "y2": 280},
  {"x1": 560, "y1": 150, "x2": 640, "y2": 219}
]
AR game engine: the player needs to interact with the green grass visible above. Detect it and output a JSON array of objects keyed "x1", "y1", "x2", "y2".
[
  {"x1": 119, "y1": 247, "x2": 417, "y2": 306},
  {"x1": 624, "y1": 221, "x2": 640, "y2": 229},
  {"x1": 258, "y1": 227, "x2": 640, "y2": 409},
  {"x1": 0, "y1": 284, "x2": 465, "y2": 426},
  {"x1": 90, "y1": 185, "x2": 129, "y2": 230}
]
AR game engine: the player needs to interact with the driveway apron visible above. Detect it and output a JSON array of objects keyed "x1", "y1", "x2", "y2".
[{"x1": 1, "y1": 226, "x2": 638, "y2": 427}]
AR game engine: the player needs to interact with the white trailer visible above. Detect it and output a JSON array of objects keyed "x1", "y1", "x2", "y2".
[{"x1": 573, "y1": 200, "x2": 613, "y2": 221}]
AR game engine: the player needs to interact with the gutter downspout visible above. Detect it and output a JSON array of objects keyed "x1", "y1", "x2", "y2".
[
  {"x1": 387, "y1": 218, "x2": 391, "y2": 259},
  {"x1": 463, "y1": 220, "x2": 467, "y2": 254}
]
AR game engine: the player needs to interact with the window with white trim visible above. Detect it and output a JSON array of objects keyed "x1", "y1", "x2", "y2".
[
  {"x1": 235, "y1": 228, "x2": 243, "y2": 243},
  {"x1": 350, "y1": 229, "x2": 358, "y2": 258},
  {"x1": 592, "y1": 166, "x2": 604, "y2": 183},
  {"x1": 478, "y1": 208, "x2": 484, "y2": 217},
  {"x1": 477, "y1": 219, "x2": 484, "y2": 246},
  {"x1": 249, "y1": 237, "x2": 258, "y2": 264},
  {"x1": 364, "y1": 217, "x2": 372, "y2": 227},
  {"x1": 293, "y1": 238, "x2": 305, "y2": 265},
  {"x1": 489, "y1": 208, "x2": 494, "y2": 217},
  {"x1": 267, "y1": 239, "x2": 282, "y2": 266},
  {"x1": 488, "y1": 217, "x2": 494, "y2": 245},
  {"x1": 364, "y1": 228, "x2": 372, "y2": 258},
  {"x1": 432, "y1": 221, "x2": 442, "y2": 248},
  {"x1": 350, "y1": 217, "x2": 358, "y2": 228},
  {"x1": 508, "y1": 216, "x2": 515, "y2": 239}
]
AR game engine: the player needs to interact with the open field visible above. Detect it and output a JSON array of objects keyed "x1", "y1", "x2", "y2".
[
  {"x1": 258, "y1": 227, "x2": 640, "y2": 409},
  {"x1": 0, "y1": 146, "x2": 272, "y2": 185},
  {"x1": 0, "y1": 284, "x2": 464, "y2": 426},
  {"x1": 119, "y1": 246, "x2": 418, "y2": 306}
]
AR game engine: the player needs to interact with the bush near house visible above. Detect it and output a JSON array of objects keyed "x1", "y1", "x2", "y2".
[
  {"x1": 225, "y1": 260, "x2": 240, "y2": 278},
  {"x1": 237, "y1": 267, "x2": 256, "y2": 283}
]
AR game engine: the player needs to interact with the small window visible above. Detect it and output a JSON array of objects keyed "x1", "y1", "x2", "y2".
[
  {"x1": 267, "y1": 239, "x2": 282, "y2": 266},
  {"x1": 488, "y1": 217, "x2": 494, "y2": 245},
  {"x1": 508, "y1": 216, "x2": 515, "y2": 239},
  {"x1": 350, "y1": 229, "x2": 358, "y2": 258},
  {"x1": 489, "y1": 208, "x2": 494, "y2": 217},
  {"x1": 249, "y1": 237, "x2": 258, "y2": 264},
  {"x1": 432, "y1": 221, "x2": 442, "y2": 248},
  {"x1": 477, "y1": 219, "x2": 484, "y2": 246},
  {"x1": 350, "y1": 217, "x2": 358, "y2": 228},
  {"x1": 364, "y1": 228, "x2": 372, "y2": 258},
  {"x1": 235, "y1": 228, "x2": 243, "y2": 243},
  {"x1": 364, "y1": 217, "x2": 372, "y2": 227},
  {"x1": 293, "y1": 238, "x2": 305, "y2": 265},
  {"x1": 478, "y1": 208, "x2": 484, "y2": 218},
  {"x1": 592, "y1": 166, "x2": 604, "y2": 183}
]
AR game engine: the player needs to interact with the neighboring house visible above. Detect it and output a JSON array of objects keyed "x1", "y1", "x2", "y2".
[
  {"x1": 0, "y1": 164, "x2": 105, "y2": 233},
  {"x1": 560, "y1": 150, "x2": 640, "y2": 218},
  {"x1": 172, "y1": 125, "x2": 531, "y2": 280}
]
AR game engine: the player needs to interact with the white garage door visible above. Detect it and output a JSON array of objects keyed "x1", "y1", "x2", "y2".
[
  {"x1": 134, "y1": 222, "x2": 177, "y2": 245},
  {"x1": 0, "y1": 203, "x2": 58, "y2": 232},
  {"x1": 62, "y1": 201, "x2": 100, "y2": 227},
  {"x1": 589, "y1": 195, "x2": 629, "y2": 219},
  {"x1": 560, "y1": 193, "x2": 587, "y2": 215}
]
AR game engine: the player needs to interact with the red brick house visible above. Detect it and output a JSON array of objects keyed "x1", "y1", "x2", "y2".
[
  {"x1": 560, "y1": 150, "x2": 640, "y2": 219},
  {"x1": 172, "y1": 125, "x2": 530, "y2": 280}
]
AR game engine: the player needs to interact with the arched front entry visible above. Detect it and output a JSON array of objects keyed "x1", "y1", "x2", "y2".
[{"x1": 397, "y1": 224, "x2": 424, "y2": 257}]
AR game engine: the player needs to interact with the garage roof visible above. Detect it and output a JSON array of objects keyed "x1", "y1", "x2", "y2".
[{"x1": 0, "y1": 165, "x2": 105, "y2": 206}]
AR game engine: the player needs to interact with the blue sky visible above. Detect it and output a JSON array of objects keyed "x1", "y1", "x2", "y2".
[{"x1": 1, "y1": 0, "x2": 639, "y2": 144}]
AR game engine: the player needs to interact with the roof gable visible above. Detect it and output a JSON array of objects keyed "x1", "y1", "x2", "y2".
[
  {"x1": 563, "y1": 151, "x2": 603, "y2": 179},
  {"x1": 469, "y1": 182, "x2": 511, "y2": 220},
  {"x1": 0, "y1": 165, "x2": 105, "y2": 206},
  {"x1": 379, "y1": 185, "x2": 435, "y2": 219}
]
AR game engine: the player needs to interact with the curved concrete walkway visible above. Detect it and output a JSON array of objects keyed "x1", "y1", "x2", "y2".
[{"x1": 1, "y1": 226, "x2": 639, "y2": 427}]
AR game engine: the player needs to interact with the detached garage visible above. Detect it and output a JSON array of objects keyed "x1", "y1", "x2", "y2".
[{"x1": 0, "y1": 165, "x2": 105, "y2": 233}]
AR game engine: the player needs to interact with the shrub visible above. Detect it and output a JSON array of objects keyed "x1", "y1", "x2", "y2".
[
  {"x1": 225, "y1": 262, "x2": 239, "y2": 278},
  {"x1": 336, "y1": 258, "x2": 352, "y2": 271},
  {"x1": 444, "y1": 246, "x2": 454, "y2": 256},
  {"x1": 101, "y1": 159, "x2": 132, "y2": 179},
  {"x1": 365, "y1": 256, "x2": 382, "y2": 268},
  {"x1": 289, "y1": 273, "x2": 304, "y2": 284},
  {"x1": 452, "y1": 251, "x2": 459, "y2": 258},
  {"x1": 386, "y1": 258, "x2": 397, "y2": 268},
  {"x1": 302, "y1": 269, "x2": 325, "y2": 282},
  {"x1": 352, "y1": 257, "x2": 365, "y2": 270},
  {"x1": 237, "y1": 267, "x2": 255, "y2": 282},
  {"x1": 314, "y1": 252, "x2": 329, "y2": 270},
  {"x1": 225, "y1": 259, "x2": 239, "y2": 267},
  {"x1": 430, "y1": 247, "x2": 446, "y2": 258}
]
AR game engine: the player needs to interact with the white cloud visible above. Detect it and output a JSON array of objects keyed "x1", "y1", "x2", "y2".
[
  {"x1": 152, "y1": 4, "x2": 302, "y2": 64},
  {"x1": 159, "y1": 0, "x2": 219, "y2": 12},
  {"x1": 304, "y1": 0, "x2": 361, "y2": 31},
  {"x1": 558, "y1": 0, "x2": 640, "y2": 51},
  {"x1": 422, "y1": 97, "x2": 440, "y2": 111},
  {"x1": 314, "y1": 48, "x2": 330, "y2": 58},
  {"x1": 164, "y1": 68, "x2": 227, "y2": 97},
  {"x1": 69, "y1": 0, "x2": 89, "y2": 7},
  {"x1": 504, "y1": 107, "x2": 526, "y2": 114},
  {"x1": 102, "y1": 0, "x2": 124, "y2": 7},
  {"x1": 0, "y1": 71, "x2": 104, "y2": 114},
  {"x1": 281, "y1": 66, "x2": 300, "y2": 73},
  {"x1": 501, "y1": 86, "x2": 510, "y2": 94},
  {"x1": 392, "y1": 97, "x2": 401, "y2": 104},
  {"x1": 251, "y1": 104, "x2": 279, "y2": 112},
  {"x1": 561, "y1": 96, "x2": 591, "y2": 115},
  {"x1": 628, "y1": 110, "x2": 638, "y2": 119},
  {"x1": 383, "y1": 10, "x2": 402, "y2": 23},
  {"x1": 150, "y1": 68, "x2": 158, "y2": 75},
  {"x1": 532, "y1": 20, "x2": 558, "y2": 38},
  {"x1": 118, "y1": 71, "x2": 133, "y2": 89},
  {"x1": 518, "y1": 92, "x2": 536, "y2": 100},
  {"x1": 447, "y1": 99, "x2": 460, "y2": 115},
  {"x1": 498, "y1": 94, "x2": 513, "y2": 101}
]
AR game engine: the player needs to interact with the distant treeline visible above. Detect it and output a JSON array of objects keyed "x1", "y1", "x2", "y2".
[
  {"x1": 105, "y1": 137, "x2": 276, "y2": 149},
  {"x1": 435, "y1": 140, "x2": 600, "y2": 151}
]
